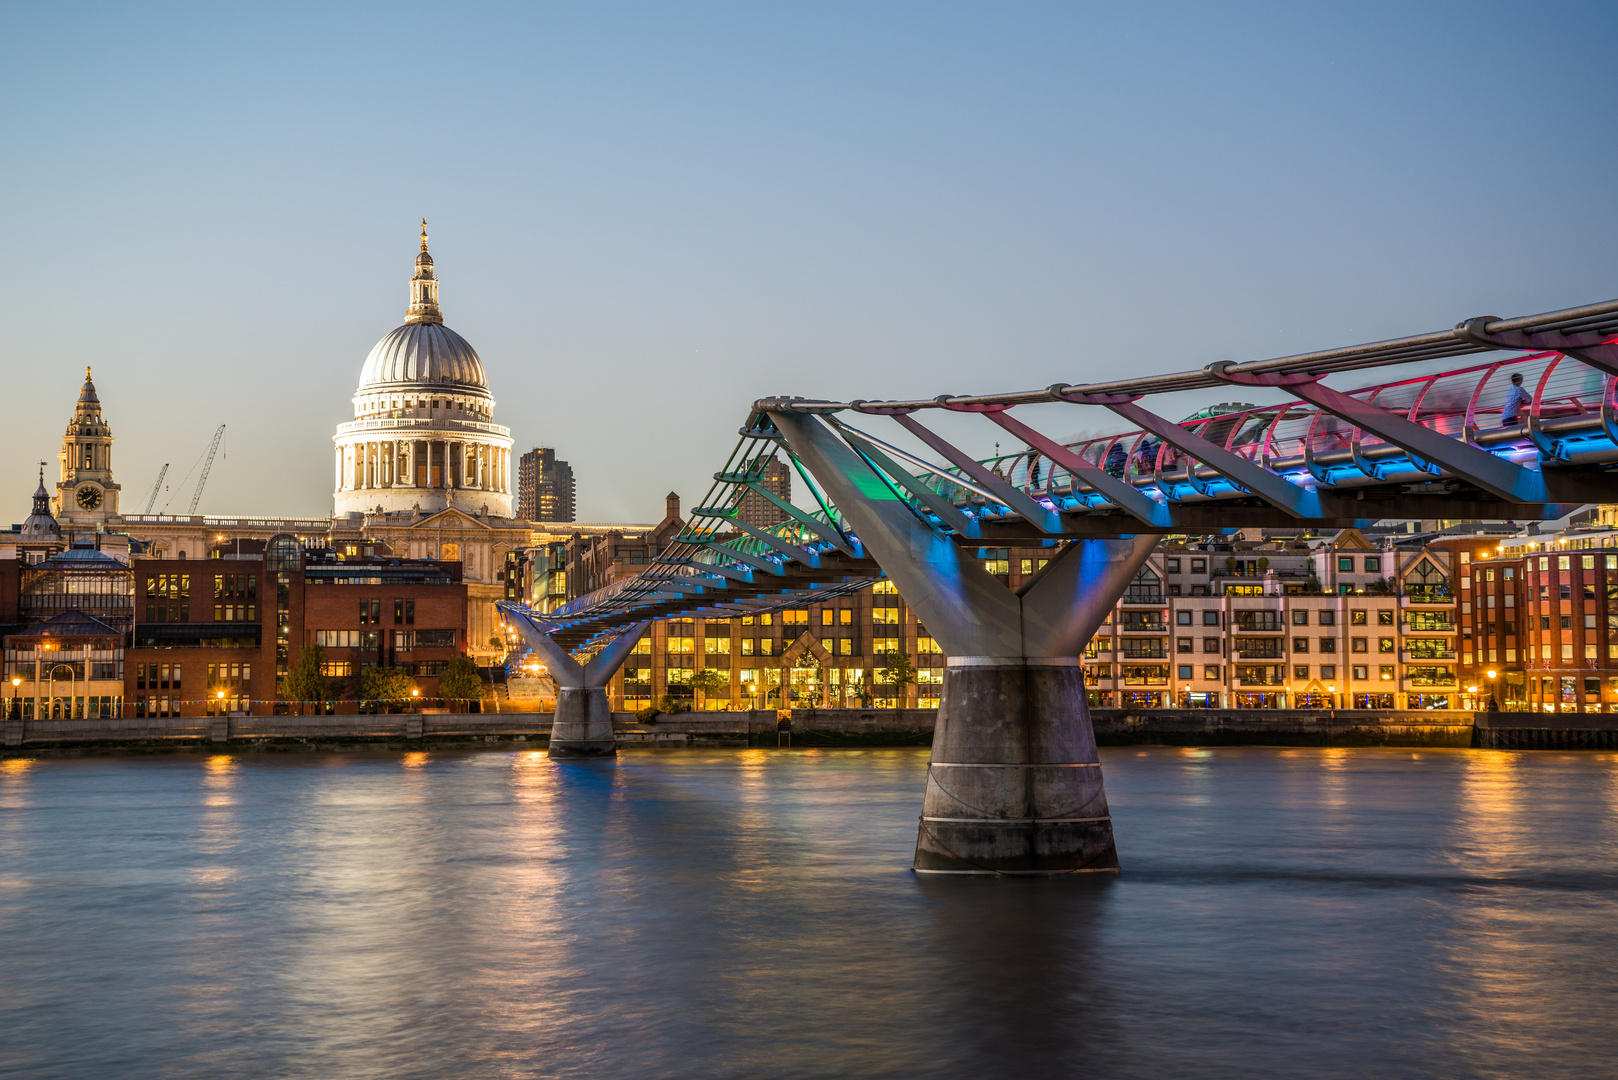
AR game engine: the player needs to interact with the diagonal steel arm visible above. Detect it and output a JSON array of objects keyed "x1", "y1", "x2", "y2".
[
  {"x1": 983, "y1": 409, "x2": 1173, "y2": 527},
  {"x1": 1079, "y1": 396, "x2": 1325, "y2": 518},
  {"x1": 889, "y1": 414, "x2": 1063, "y2": 533},
  {"x1": 1207, "y1": 362, "x2": 1608, "y2": 504},
  {"x1": 833, "y1": 425, "x2": 981, "y2": 537},
  {"x1": 769, "y1": 410, "x2": 1025, "y2": 657}
]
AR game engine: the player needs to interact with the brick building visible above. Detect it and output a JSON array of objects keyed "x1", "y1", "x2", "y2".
[
  {"x1": 1444, "y1": 533, "x2": 1618, "y2": 713},
  {"x1": 124, "y1": 533, "x2": 467, "y2": 717}
]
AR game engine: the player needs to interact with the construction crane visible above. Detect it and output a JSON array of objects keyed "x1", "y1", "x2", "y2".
[
  {"x1": 140, "y1": 464, "x2": 169, "y2": 514},
  {"x1": 161, "y1": 424, "x2": 226, "y2": 515},
  {"x1": 188, "y1": 425, "x2": 225, "y2": 515}
]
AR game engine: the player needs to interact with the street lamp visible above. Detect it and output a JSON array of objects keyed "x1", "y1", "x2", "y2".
[
  {"x1": 412, "y1": 687, "x2": 420, "y2": 713},
  {"x1": 216, "y1": 689, "x2": 225, "y2": 716},
  {"x1": 1485, "y1": 669, "x2": 1499, "y2": 711},
  {"x1": 9, "y1": 676, "x2": 19, "y2": 722}
]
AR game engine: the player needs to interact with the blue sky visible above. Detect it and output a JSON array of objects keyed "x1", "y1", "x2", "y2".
[{"x1": 3, "y1": 2, "x2": 1615, "y2": 523}]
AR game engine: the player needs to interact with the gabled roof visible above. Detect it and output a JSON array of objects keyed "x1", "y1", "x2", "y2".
[
  {"x1": 410, "y1": 507, "x2": 491, "y2": 531},
  {"x1": 5, "y1": 610, "x2": 123, "y2": 642},
  {"x1": 1330, "y1": 528, "x2": 1375, "y2": 551}
]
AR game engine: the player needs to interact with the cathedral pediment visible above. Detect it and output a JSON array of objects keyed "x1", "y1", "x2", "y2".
[{"x1": 410, "y1": 506, "x2": 491, "y2": 531}]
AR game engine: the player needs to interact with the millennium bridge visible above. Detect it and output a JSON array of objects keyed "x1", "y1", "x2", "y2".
[{"x1": 499, "y1": 295, "x2": 1618, "y2": 876}]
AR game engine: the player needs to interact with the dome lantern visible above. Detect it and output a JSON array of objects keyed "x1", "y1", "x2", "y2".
[{"x1": 405, "y1": 218, "x2": 443, "y2": 326}]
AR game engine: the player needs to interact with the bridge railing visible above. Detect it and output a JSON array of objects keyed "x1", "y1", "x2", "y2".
[{"x1": 893, "y1": 342, "x2": 1617, "y2": 523}]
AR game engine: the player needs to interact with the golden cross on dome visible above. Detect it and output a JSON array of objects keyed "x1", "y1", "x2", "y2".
[{"x1": 420, "y1": 218, "x2": 429, "y2": 252}]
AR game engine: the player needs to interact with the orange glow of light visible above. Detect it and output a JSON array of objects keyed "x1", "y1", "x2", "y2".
[
  {"x1": 401, "y1": 751, "x2": 429, "y2": 768},
  {"x1": 2, "y1": 758, "x2": 35, "y2": 773},
  {"x1": 205, "y1": 754, "x2": 235, "y2": 772}
]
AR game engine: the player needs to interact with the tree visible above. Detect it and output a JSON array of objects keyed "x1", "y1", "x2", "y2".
[
  {"x1": 878, "y1": 650, "x2": 918, "y2": 707},
  {"x1": 488, "y1": 634, "x2": 504, "y2": 650},
  {"x1": 359, "y1": 665, "x2": 416, "y2": 712},
  {"x1": 278, "y1": 644, "x2": 330, "y2": 716},
  {"x1": 691, "y1": 667, "x2": 727, "y2": 710},
  {"x1": 438, "y1": 655, "x2": 483, "y2": 709}
]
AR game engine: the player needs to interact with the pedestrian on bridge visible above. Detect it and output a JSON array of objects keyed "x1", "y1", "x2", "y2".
[{"x1": 1502, "y1": 372, "x2": 1531, "y2": 425}]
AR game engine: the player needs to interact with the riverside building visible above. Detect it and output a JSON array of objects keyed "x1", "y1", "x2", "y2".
[
  {"x1": 123, "y1": 534, "x2": 468, "y2": 717},
  {"x1": 1446, "y1": 532, "x2": 1618, "y2": 714},
  {"x1": 551, "y1": 529, "x2": 1543, "y2": 714},
  {"x1": 25, "y1": 227, "x2": 648, "y2": 668}
]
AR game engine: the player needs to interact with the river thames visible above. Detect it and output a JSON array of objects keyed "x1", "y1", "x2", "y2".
[{"x1": 1, "y1": 746, "x2": 1615, "y2": 1079}]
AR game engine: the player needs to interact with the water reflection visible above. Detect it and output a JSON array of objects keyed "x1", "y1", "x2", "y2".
[
  {"x1": 915, "y1": 877, "x2": 1112, "y2": 1072},
  {"x1": 0, "y1": 747, "x2": 1615, "y2": 1079}
]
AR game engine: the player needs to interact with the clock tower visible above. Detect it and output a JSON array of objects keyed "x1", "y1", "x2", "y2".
[{"x1": 56, "y1": 367, "x2": 120, "y2": 525}]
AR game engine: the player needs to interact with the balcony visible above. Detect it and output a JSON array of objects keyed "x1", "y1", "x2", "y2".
[
  {"x1": 1119, "y1": 664, "x2": 1169, "y2": 686},
  {"x1": 1236, "y1": 673, "x2": 1285, "y2": 687},
  {"x1": 1119, "y1": 642, "x2": 1168, "y2": 659},
  {"x1": 1402, "y1": 587, "x2": 1454, "y2": 606},
  {"x1": 1232, "y1": 613, "x2": 1285, "y2": 632},
  {"x1": 1233, "y1": 645, "x2": 1284, "y2": 659},
  {"x1": 1118, "y1": 615, "x2": 1167, "y2": 633},
  {"x1": 1405, "y1": 614, "x2": 1456, "y2": 633},
  {"x1": 1234, "y1": 665, "x2": 1285, "y2": 686},
  {"x1": 1402, "y1": 648, "x2": 1457, "y2": 661},
  {"x1": 1404, "y1": 668, "x2": 1457, "y2": 688},
  {"x1": 1119, "y1": 591, "x2": 1165, "y2": 606}
]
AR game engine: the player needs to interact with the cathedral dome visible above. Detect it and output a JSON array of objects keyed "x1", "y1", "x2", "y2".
[
  {"x1": 334, "y1": 222, "x2": 514, "y2": 521},
  {"x1": 357, "y1": 322, "x2": 487, "y2": 391},
  {"x1": 354, "y1": 220, "x2": 489, "y2": 394}
]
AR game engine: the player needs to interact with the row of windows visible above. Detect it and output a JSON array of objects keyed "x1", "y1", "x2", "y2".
[
  {"x1": 143, "y1": 602, "x2": 261, "y2": 623},
  {"x1": 357, "y1": 599, "x2": 418, "y2": 625},
  {"x1": 146, "y1": 574, "x2": 190, "y2": 600},
  {"x1": 1156, "y1": 556, "x2": 1390, "y2": 576},
  {"x1": 313, "y1": 628, "x2": 457, "y2": 649},
  {"x1": 13, "y1": 696, "x2": 122, "y2": 720},
  {"x1": 1526, "y1": 554, "x2": 1618, "y2": 571},
  {"x1": 316, "y1": 659, "x2": 450, "y2": 678},
  {"x1": 215, "y1": 574, "x2": 257, "y2": 600},
  {"x1": 658, "y1": 635, "x2": 935, "y2": 660},
  {"x1": 207, "y1": 662, "x2": 252, "y2": 692},
  {"x1": 1163, "y1": 609, "x2": 1408, "y2": 628},
  {"x1": 1095, "y1": 659, "x2": 1433, "y2": 682},
  {"x1": 135, "y1": 663, "x2": 181, "y2": 690}
]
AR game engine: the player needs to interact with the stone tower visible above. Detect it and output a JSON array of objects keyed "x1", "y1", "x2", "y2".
[{"x1": 56, "y1": 367, "x2": 120, "y2": 525}]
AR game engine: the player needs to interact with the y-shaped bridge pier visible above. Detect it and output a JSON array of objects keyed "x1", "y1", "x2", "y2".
[{"x1": 500, "y1": 294, "x2": 1618, "y2": 874}]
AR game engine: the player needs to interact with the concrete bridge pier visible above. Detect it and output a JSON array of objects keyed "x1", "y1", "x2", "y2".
[
  {"x1": 770, "y1": 411, "x2": 1156, "y2": 875},
  {"x1": 503, "y1": 613, "x2": 649, "y2": 758}
]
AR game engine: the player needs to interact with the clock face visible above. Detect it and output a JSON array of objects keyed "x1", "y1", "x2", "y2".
[{"x1": 76, "y1": 485, "x2": 102, "y2": 510}]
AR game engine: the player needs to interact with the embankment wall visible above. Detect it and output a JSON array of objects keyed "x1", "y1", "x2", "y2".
[{"x1": 5, "y1": 708, "x2": 1616, "y2": 754}]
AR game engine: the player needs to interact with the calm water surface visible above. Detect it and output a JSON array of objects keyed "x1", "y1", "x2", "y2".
[{"x1": 2, "y1": 746, "x2": 1616, "y2": 1079}]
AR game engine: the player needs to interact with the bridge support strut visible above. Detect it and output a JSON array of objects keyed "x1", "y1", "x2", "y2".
[
  {"x1": 771, "y1": 411, "x2": 1155, "y2": 875},
  {"x1": 504, "y1": 615, "x2": 650, "y2": 758}
]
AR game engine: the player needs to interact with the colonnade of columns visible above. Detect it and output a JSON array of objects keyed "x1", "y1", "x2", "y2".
[{"x1": 334, "y1": 438, "x2": 510, "y2": 493}]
